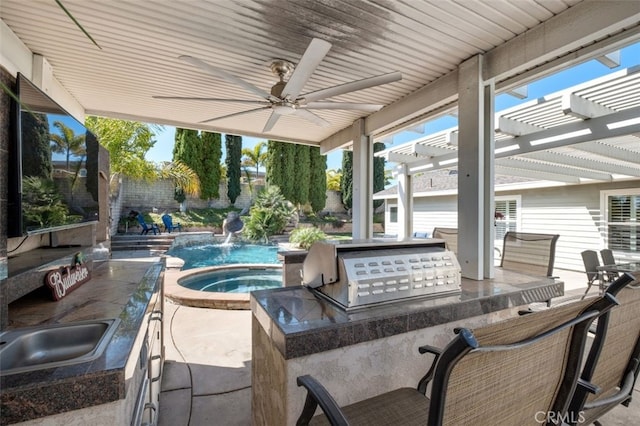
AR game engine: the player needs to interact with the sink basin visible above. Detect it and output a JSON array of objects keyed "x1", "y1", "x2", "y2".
[{"x1": 0, "y1": 318, "x2": 120, "y2": 375}]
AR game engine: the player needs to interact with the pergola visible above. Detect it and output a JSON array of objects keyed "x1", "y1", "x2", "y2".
[
  {"x1": 2, "y1": 1, "x2": 640, "y2": 279},
  {"x1": 377, "y1": 64, "x2": 640, "y2": 242}
]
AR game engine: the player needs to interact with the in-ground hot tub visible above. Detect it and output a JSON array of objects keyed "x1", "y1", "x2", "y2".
[{"x1": 164, "y1": 264, "x2": 283, "y2": 310}]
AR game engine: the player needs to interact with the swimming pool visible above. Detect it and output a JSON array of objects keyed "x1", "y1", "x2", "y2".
[{"x1": 166, "y1": 243, "x2": 280, "y2": 270}]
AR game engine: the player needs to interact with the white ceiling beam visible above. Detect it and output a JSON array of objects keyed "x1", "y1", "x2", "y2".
[
  {"x1": 505, "y1": 85, "x2": 528, "y2": 99},
  {"x1": 484, "y1": 1, "x2": 640, "y2": 82},
  {"x1": 498, "y1": 157, "x2": 613, "y2": 181},
  {"x1": 575, "y1": 140, "x2": 640, "y2": 164},
  {"x1": 561, "y1": 93, "x2": 616, "y2": 119},
  {"x1": 495, "y1": 165, "x2": 580, "y2": 184},
  {"x1": 525, "y1": 151, "x2": 640, "y2": 178},
  {"x1": 496, "y1": 116, "x2": 544, "y2": 136},
  {"x1": 364, "y1": 70, "x2": 459, "y2": 137}
]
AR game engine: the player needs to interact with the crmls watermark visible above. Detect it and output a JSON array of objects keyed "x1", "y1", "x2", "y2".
[{"x1": 535, "y1": 411, "x2": 586, "y2": 424}]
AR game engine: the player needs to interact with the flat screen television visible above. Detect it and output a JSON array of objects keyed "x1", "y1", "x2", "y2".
[{"x1": 7, "y1": 73, "x2": 100, "y2": 238}]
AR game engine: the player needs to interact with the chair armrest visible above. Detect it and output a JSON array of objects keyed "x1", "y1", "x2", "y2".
[
  {"x1": 583, "y1": 371, "x2": 635, "y2": 410},
  {"x1": 296, "y1": 375, "x2": 349, "y2": 426},
  {"x1": 417, "y1": 345, "x2": 442, "y2": 394}
]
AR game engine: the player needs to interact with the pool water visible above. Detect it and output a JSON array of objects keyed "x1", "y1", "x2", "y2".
[
  {"x1": 167, "y1": 243, "x2": 280, "y2": 270},
  {"x1": 180, "y1": 268, "x2": 282, "y2": 293}
]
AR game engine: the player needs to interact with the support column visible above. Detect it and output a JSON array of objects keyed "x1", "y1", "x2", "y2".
[
  {"x1": 351, "y1": 119, "x2": 373, "y2": 240},
  {"x1": 457, "y1": 55, "x2": 486, "y2": 280},
  {"x1": 483, "y1": 81, "x2": 496, "y2": 278},
  {"x1": 395, "y1": 164, "x2": 413, "y2": 240}
]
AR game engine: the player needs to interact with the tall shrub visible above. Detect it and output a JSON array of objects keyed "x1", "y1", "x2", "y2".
[
  {"x1": 373, "y1": 142, "x2": 386, "y2": 208},
  {"x1": 309, "y1": 146, "x2": 327, "y2": 213},
  {"x1": 225, "y1": 134, "x2": 242, "y2": 204},
  {"x1": 293, "y1": 144, "x2": 310, "y2": 205},
  {"x1": 340, "y1": 150, "x2": 353, "y2": 211},
  {"x1": 201, "y1": 131, "x2": 222, "y2": 199}
]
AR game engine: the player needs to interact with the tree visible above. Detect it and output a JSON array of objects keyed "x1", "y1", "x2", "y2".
[
  {"x1": 326, "y1": 169, "x2": 341, "y2": 191},
  {"x1": 200, "y1": 131, "x2": 222, "y2": 199},
  {"x1": 340, "y1": 150, "x2": 353, "y2": 211},
  {"x1": 85, "y1": 117, "x2": 199, "y2": 197},
  {"x1": 241, "y1": 141, "x2": 267, "y2": 181},
  {"x1": 292, "y1": 144, "x2": 310, "y2": 205},
  {"x1": 309, "y1": 146, "x2": 327, "y2": 213},
  {"x1": 22, "y1": 112, "x2": 51, "y2": 179},
  {"x1": 50, "y1": 121, "x2": 85, "y2": 171},
  {"x1": 85, "y1": 116, "x2": 158, "y2": 182},
  {"x1": 225, "y1": 134, "x2": 242, "y2": 204},
  {"x1": 373, "y1": 142, "x2": 386, "y2": 208},
  {"x1": 266, "y1": 140, "x2": 284, "y2": 189},
  {"x1": 280, "y1": 142, "x2": 296, "y2": 201}
]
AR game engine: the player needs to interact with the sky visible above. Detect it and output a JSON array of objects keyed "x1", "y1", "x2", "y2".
[{"x1": 144, "y1": 42, "x2": 640, "y2": 171}]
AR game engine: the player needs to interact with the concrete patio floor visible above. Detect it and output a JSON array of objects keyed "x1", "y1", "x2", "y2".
[{"x1": 155, "y1": 267, "x2": 640, "y2": 426}]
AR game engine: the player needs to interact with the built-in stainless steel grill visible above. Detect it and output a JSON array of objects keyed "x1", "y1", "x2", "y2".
[{"x1": 301, "y1": 240, "x2": 461, "y2": 310}]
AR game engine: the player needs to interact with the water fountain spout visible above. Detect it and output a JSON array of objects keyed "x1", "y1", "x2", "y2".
[{"x1": 222, "y1": 212, "x2": 244, "y2": 245}]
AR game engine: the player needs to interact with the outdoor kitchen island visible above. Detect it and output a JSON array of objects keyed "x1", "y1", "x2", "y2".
[{"x1": 251, "y1": 266, "x2": 564, "y2": 425}]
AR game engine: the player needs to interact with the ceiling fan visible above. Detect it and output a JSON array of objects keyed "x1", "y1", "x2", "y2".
[{"x1": 154, "y1": 38, "x2": 402, "y2": 132}]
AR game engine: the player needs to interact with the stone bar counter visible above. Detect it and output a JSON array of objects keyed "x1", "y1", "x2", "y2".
[
  {"x1": 1, "y1": 258, "x2": 164, "y2": 425},
  {"x1": 250, "y1": 269, "x2": 563, "y2": 425}
]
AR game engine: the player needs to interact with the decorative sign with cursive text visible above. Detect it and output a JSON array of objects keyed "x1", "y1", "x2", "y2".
[{"x1": 45, "y1": 263, "x2": 91, "y2": 301}]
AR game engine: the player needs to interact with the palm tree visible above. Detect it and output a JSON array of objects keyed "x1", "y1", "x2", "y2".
[
  {"x1": 241, "y1": 141, "x2": 267, "y2": 183},
  {"x1": 50, "y1": 120, "x2": 85, "y2": 171}
]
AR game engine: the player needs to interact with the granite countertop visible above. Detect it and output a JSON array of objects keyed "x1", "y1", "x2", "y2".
[
  {"x1": 0, "y1": 258, "x2": 163, "y2": 425},
  {"x1": 251, "y1": 268, "x2": 563, "y2": 359}
]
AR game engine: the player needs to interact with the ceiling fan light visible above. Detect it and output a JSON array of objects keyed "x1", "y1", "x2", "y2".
[{"x1": 273, "y1": 104, "x2": 296, "y2": 115}]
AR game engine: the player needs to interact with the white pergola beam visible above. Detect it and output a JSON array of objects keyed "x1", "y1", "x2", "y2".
[
  {"x1": 596, "y1": 51, "x2": 621, "y2": 69},
  {"x1": 496, "y1": 116, "x2": 544, "y2": 136},
  {"x1": 575, "y1": 140, "x2": 640, "y2": 164},
  {"x1": 412, "y1": 143, "x2": 452, "y2": 157},
  {"x1": 386, "y1": 151, "x2": 423, "y2": 164},
  {"x1": 498, "y1": 157, "x2": 613, "y2": 181},
  {"x1": 561, "y1": 93, "x2": 616, "y2": 119},
  {"x1": 526, "y1": 151, "x2": 640, "y2": 178}
]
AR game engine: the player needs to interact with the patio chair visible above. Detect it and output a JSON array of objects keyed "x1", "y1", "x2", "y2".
[
  {"x1": 567, "y1": 272, "x2": 640, "y2": 425},
  {"x1": 500, "y1": 232, "x2": 559, "y2": 277},
  {"x1": 296, "y1": 290, "x2": 618, "y2": 426},
  {"x1": 599, "y1": 248, "x2": 619, "y2": 282},
  {"x1": 137, "y1": 213, "x2": 160, "y2": 235},
  {"x1": 581, "y1": 250, "x2": 602, "y2": 299},
  {"x1": 162, "y1": 213, "x2": 182, "y2": 233},
  {"x1": 432, "y1": 227, "x2": 458, "y2": 255}
]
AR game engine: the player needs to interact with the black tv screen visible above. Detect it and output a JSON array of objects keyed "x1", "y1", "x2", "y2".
[{"x1": 7, "y1": 73, "x2": 99, "y2": 237}]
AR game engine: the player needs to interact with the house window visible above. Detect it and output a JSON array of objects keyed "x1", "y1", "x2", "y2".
[
  {"x1": 495, "y1": 197, "x2": 519, "y2": 241},
  {"x1": 389, "y1": 206, "x2": 398, "y2": 223},
  {"x1": 604, "y1": 191, "x2": 639, "y2": 251}
]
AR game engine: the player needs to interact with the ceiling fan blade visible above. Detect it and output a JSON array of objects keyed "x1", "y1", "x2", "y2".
[
  {"x1": 199, "y1": 107, "x2": 270, "y2": 124},
  {"x1": 180, "y1": 55, "x2": 276, "y2": 101},
  {"x1": 293, "y1": 109, "x2": 331, "y2": 128},
  {"x1": 281, "y1": 38, "x2": 332, "y2": 100},
  {"x1": 303, "y1": 101, "x2": 384, "y2": 112},
  {"x1": 301, "y1": 71, "x2": 402, "y2": 103},
  {"x1": 263, "y1": 110, "x2": 281, "y2": 132},
  {"x1": 153, "y1": 95, "x2": 270, "y2": 105}
]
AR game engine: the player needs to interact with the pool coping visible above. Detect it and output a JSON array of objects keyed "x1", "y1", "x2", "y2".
[{"x1": 164, "y1": 263, "x2": 283, "y2": 310}]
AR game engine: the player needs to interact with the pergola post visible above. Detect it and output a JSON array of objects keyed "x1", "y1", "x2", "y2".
[
  {"x1": 457, "y1": 54, "x2": 494, "y2": 280},
  {"x1": 395, "y1": 163, "x2": 412, "y2": 240},
  {"x1": 352, "y1": 119, "x2": 373, "y2": 239}
]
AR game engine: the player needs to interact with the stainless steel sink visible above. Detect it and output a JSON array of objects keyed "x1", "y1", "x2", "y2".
[{"x1": 0, "y1": 318, "x2": 120, "y2": 375}]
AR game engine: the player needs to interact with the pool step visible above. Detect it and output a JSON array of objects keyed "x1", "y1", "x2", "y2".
[{"x1": 111, "y1": 234, "x2": 176, "y2": 253}]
